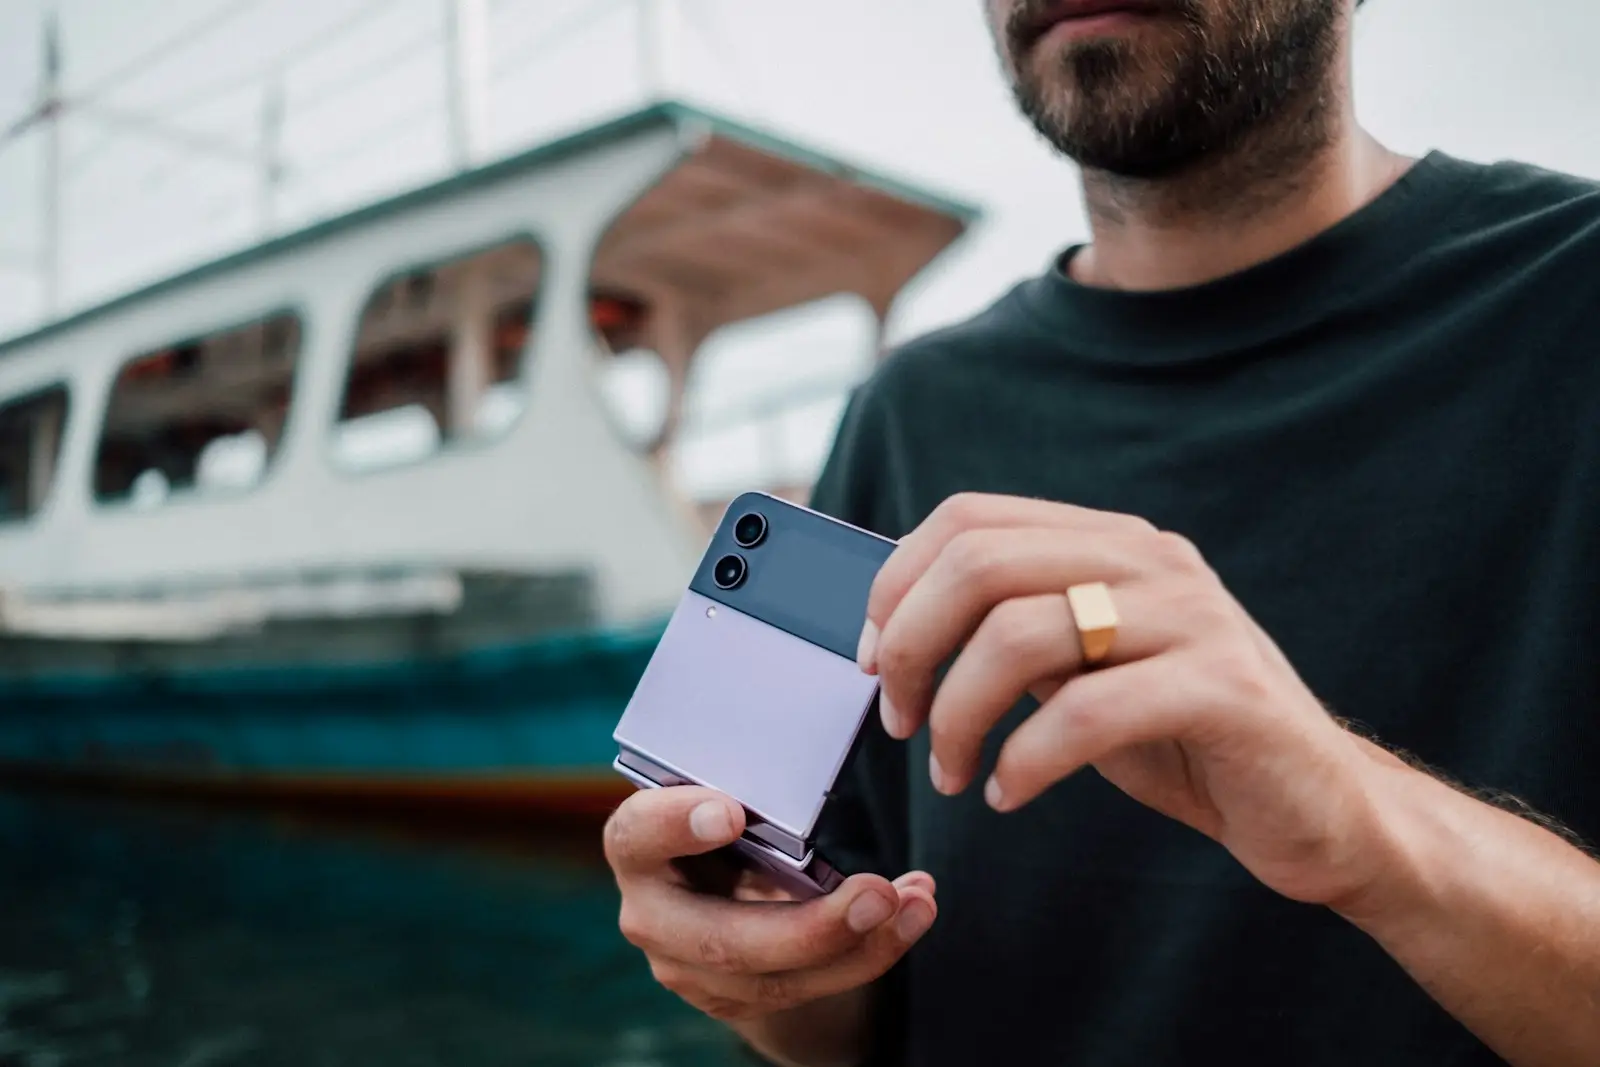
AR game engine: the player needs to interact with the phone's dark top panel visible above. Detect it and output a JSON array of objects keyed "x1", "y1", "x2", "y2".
[{"x1": 689, "y1": 492, "x2": 896, "y2": 661}]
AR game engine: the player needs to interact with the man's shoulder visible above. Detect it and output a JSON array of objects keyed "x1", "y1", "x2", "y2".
[
  {"x1": 1448, "y1": 154, "x2": 1600, "y2": 238},
  {"x1": 1467, "y1": 155, "x2": 1600, "y2": 202},
  {"x1": 1441, "y1": 157, "x2": 1600, "y2": 361}
]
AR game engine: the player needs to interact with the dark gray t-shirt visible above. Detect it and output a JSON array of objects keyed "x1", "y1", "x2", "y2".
[{"x1": 807, "y1": 152, "x2": 1600, "y2": 1066}]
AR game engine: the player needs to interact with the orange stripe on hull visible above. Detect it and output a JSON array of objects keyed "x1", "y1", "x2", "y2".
[{"x1": 0, "y1": 762, "x2": 636, "y2": 821}]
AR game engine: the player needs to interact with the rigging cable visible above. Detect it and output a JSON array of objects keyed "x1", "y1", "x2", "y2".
[
  {"x1": 76, "y1": 0, "x2": 270, "y2": 101},
  {"x1": 63, "y1": 0, "x2": 403, "y2": 179}
]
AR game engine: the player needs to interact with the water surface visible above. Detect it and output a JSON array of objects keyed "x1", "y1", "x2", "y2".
[{"x1": 0, "y1": 789, "x2": 745, "y2": 1066}]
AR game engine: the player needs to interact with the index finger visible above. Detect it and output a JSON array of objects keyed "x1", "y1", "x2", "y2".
[
  {"x1": 604, "y1": 785, "x2": 745, "y2": 878},
  {"x1": 876, "y1": 529, "x2": 1139, "y2": 740},
  {"x1": 861, "y1": 493, "x2": 1148, "y2": 666}
]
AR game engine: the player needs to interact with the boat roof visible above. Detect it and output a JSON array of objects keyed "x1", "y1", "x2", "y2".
[{"x1": 0, "y1": 100, "x2": 982, "y2": 356}]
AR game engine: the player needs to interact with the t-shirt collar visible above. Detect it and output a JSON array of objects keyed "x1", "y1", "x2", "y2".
[{"x1": 1014, "y1": 151, "x2": 1479, "y2": 366}]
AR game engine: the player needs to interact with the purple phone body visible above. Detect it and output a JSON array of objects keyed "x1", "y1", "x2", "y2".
[{"x1": 612, "y1": 492, "x2": 896, "y2": 898}]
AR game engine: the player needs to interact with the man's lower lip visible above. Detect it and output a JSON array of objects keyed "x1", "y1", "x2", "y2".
[{"x1": 1037, "y1": 10, "x2": 1155, "y2": 44}]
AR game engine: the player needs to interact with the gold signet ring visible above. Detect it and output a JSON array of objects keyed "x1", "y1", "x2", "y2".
[{"x1": 1066, "y1": 581, "x2": 1119, "y2": 666}]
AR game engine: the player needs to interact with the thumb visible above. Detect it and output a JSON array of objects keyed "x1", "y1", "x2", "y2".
[{"x1": 604, "y1": 785, "x2": 746, "y2": 877}]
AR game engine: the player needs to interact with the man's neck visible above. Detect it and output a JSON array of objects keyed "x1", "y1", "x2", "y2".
[{"x1": 1068, "y1": 118, "x2": 1413, "y2": 293}]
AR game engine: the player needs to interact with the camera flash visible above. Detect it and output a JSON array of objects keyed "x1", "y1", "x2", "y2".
[{"x1": 706, "y1": 606, "x2": 717, "y2": 619}]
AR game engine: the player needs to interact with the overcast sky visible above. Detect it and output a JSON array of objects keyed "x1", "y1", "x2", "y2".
[{"x1": 2, "y1": 0, "x2": 1599, "y2": 492}]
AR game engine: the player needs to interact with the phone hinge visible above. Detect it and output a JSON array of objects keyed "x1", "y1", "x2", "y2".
[{"x1": 614, "y1": 748, "x2": 811, "y2": 861}]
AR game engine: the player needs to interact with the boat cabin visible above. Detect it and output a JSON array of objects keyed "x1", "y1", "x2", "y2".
[{"x1": 0, "y1": 101, "x2": 977, "y2": 651}]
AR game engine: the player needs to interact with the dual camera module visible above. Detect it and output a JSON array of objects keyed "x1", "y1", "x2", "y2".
[{"x1": 713, "y1": 511, "x2": 768, "y2": 590}]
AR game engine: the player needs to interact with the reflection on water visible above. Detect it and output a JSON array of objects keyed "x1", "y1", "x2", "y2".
[{"x1": 0, "y1": 789, "x2": 743, "y2": 1066}]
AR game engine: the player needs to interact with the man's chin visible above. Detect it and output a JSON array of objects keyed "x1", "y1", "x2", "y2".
[
  {"x1": 1017, "y1": 54, "x2": 1169, "y2": 115},
  {"x1": 1013, "y1": 92, "x2": 1204, "y2": 179}
]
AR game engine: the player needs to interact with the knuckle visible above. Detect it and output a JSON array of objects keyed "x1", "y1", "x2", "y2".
[
  {"x1": 784, "y1": 922, "x2": 828, "y2": 960},
  {"x1": 1119, "y1": 513, "x2": 1160, "y2": 536},
  {"x1": 700, "y1": 996, "x2": 755, "y2": 1022},
  {"x1": 1171, "y1": 584, "x2": 1232, "y2": 635},
  {"x1": 876, "y1": 628, "x2": 916, "y2": 679},
  {"x1": 991, "y1": 746, "x2": 1044, "y2": 798},
  {"x1": 648, "y1": 958, "x2": 690, "y2": 995},
  {"x1": 934, "y1": 492, "x2": 988, "y2": 531},
  {"x1": 985, "y1": 600, "x2": 1048, "y2": 664},
  {"x1": 1058, "y1": 685, "x2": 1110, "y2": 739},
  {"x1": 944, "y1": 530, "x2": 1000, "y2": 585},
  {"x1": 1153, "y1": 530, "x2": 1208, "y2": 575},
  {"x1": 616, "y1": 900, "x2": 651, "y2": 949},
  {"x1": 601, "y1": 810, "x2": 635, "y2": 867},
  {"x1": 695, "y1": 926, "x2": 743, "y2": 972}
]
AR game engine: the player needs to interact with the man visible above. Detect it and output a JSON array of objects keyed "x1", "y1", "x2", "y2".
[{"x1": 603, "y1": 0, "x2": 1600, "y2": 1063}]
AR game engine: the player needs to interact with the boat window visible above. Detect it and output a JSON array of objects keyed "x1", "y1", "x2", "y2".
[
  {"x1": 0, "y1": 384, "x2": 70, "y2": 524},
  {"x1": 589, "y1": 289, "x2": 673, "y2": 451},
  {"x1": 666, "y1": 294, "x2": 878, "y2": 528},
  {"x1": 94, "y1": 313, "x2": 302, "y2": 507},
  {"x1": 332, "y1": 238, "x2": 541, "y2": 474}
]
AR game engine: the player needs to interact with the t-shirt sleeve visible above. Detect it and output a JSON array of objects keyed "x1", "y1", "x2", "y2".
[{"x1": 806, "y1": 385, "x2": 911, "y2": 882}]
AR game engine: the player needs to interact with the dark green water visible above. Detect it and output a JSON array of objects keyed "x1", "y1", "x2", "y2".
[{"x1": 0, "y1": 790, "x2": 745, "y2": 1066}]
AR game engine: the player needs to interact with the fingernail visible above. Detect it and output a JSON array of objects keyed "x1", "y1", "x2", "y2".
[
  {"x1": 895, "y1": 900, "x2": 934, "y2": 942},
  {"x1": 857, "y1": 620, "x2": 880, "y2": 673},
  {"x1": 894, "y1": 871, "x2": 936, "y2": 895},
  {"x1": 879, "y1": 692, "x2": 903, "y2": 738},
  {"x1": 846, "y1": 891, "x2": 895, "y2": 934},
  {"x1": 929, "y1": 752, "x2": 951, "y2": 795},
  {"x1": 984, "y1": 776, "x2": 1007, "y2": 812},
  {"x1": 690, "y1": 800, "x2": 733, "y2": 842}
]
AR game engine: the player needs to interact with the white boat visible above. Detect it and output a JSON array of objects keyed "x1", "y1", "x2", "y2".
[{"x1": 0, "y1": 100, "x2": 976, "y2": 812}]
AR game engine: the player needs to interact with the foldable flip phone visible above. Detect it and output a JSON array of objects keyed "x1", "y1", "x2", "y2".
[{"x1": 612, "y1": 491, "x2": 896, "y2": 898}]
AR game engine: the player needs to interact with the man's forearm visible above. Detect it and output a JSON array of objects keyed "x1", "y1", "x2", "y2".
[
  {"x1": 730, "y1": 985, "x2": 874, "y2": 1067},
  {"x1": 1339, "y1": 745, "x2": 1600, "y2": 1067}
]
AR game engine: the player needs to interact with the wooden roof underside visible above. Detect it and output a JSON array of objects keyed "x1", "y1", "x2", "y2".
[{"x1": 590, "y1": 135, "x2": 969, "y2": 339}]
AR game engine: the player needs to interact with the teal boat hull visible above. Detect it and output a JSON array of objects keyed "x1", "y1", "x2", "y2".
[{"x1": 0, "y1": 623, "x2": 664, "y2": 813}]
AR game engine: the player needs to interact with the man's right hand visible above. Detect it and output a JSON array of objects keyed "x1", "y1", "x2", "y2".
[{"x1": 604, "y1": 785, "x2": 937, "y2": 1029}]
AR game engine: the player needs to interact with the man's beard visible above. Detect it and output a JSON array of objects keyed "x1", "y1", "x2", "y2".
[{"x1": 1005, "y1": 0, "x2": 1344, "y2": 180}]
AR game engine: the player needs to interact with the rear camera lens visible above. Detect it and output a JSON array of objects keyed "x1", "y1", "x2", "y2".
[
  {"x1": 713, "y1": 553, "x2": 747, "y2": 590},
  {"x1": 733, "y1": 512, "x2": 768, "y2": 549}
]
